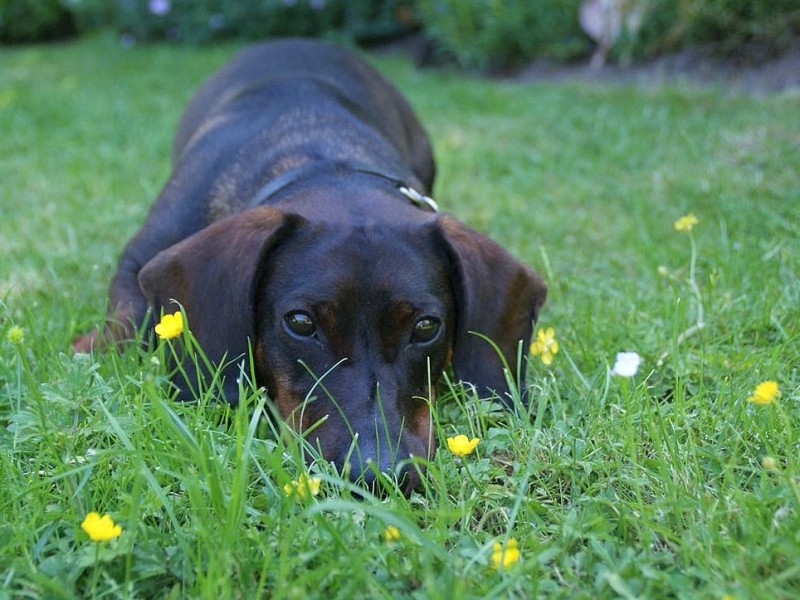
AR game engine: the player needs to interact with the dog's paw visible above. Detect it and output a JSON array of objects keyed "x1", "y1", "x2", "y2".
[{"x1": 71, "y1": 331, "x2": 99, "y2": 354}]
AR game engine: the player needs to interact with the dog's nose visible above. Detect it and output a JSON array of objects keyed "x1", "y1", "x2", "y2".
[
  {"x1": 359, "y1": 461, "x2": 380, "y2": 487},
  {"x1": 347, "y1": 453, "x2": 421, "y2": 494},
  {"x1": 338, "y1": 433, "x2": 395, "y2": 486},
  {"x1": 349, "y1": 451, "x2": 393, "y2": 485}
]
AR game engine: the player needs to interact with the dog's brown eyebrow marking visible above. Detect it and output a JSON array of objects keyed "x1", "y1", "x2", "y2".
[
  {"x1": 385, "y1": 300, "x2": 416, "y2": 321},
  {"x1": 298, "y1": 299, "x2": 352, "y2": 359}
]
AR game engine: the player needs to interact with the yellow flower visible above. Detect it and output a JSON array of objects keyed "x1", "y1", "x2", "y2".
[
  {"x1": 491, "y1": 538, "x2": 521, "y2": 570},
  {"x1": 383, "y1": 525, "x2": 401, "y2": 542},
  {"x1": 446, "y1": 434, "x2": 480, "y2": 457},
  {"x1": 761, "y1": 456, "x2": 778, "y2": 471},
  {"x1": 747, "y1": 380, "x2": 780, "y2": 405},
  {"x1": 155, "y1": 311, "x2": 184, "y2": 340},
  {"x1": 529, "y1": 327, "x2": 559, "y2": 366},
  {"x1": 6, "y1": 325, "x2": 25, "y2": 345},
  {"x1": 81, "y1": 512, "x2": 122, "y2": 542},
  {"x1": 674, "y1": 213, "x2": 699, "y2": 232},
  {"x1": 283, "y1": 473, "x2": 321, "y2": 499}
]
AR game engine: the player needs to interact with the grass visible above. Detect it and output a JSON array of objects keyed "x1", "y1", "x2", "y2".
[{"x1": 1, "y1": 34, "x2": 799, "y2": 598}]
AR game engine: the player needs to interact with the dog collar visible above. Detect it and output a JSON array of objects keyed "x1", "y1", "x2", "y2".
[{"x1": 246, "y1": 160, "x2": 439, "y2": 212}]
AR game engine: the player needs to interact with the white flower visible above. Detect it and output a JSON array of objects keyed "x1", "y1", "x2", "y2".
[
  {"x1": 610, "y1": 352, "x2": 642, "y2": 377},
  {"x1": 148, "y1": 0, "x2": 171, "y2": 16}
]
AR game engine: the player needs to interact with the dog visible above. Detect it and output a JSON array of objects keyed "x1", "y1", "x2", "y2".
[{"x1": 73, "y1": 39, "x2": 547, "y2": 491}]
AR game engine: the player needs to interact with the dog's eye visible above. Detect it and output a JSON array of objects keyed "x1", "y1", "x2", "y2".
[
  {"x1": 284, "y1": 311, "x2": 316, "y2": 338},
  {"x1": 411, "y1": 317, "x2": 441, "y2": 344}
]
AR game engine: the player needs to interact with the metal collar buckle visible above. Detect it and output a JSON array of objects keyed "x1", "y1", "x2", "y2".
[{"x1": 398, "y1": 186, "x2": 439, "y2": 212}]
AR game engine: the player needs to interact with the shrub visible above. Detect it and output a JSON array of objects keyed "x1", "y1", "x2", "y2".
[
  {"x1": 418, "y1": 0, "x2": 588, "y2": 71},
  {"x1": 0, "y1": 0, "x2": 77, "y2": 43},
  {"x1": 685, "y1": 0, "x2": 800, "y2": 60},
  {"x1": 1, "y1": 0, "x2": 418, "y2": 45},
  {"x1": 65, "y1": 0, "x2": 418, "y2": 45},
  {"x1": 418, "y1": 0, "x2": 800, "y2": 71},
  {"x1": 609, "y1": 0, "x2": 688, "y2": 61},
  {"x1": 4, "y1": 0, "x2": 799, "y2": 68},
  {"x1": 612, "y1": 0, "x2": 800, "y2": 63}
]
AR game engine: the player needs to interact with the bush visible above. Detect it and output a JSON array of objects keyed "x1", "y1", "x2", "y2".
[
  {"x1": 418, "y1": 0, "x2": 588, "y2": 71},
  {"x1": 3, "y1": 0, "x2": 798, "y2": 68},
  {"x1": 418, "y1": 0, "x2": 800, "y2": 71},
  {"x1": 65, "y1": 0, "x2": 418, "y2": 45},
  {"x1": 608, "y1": 0, "x2": 689, "y2": 61},
  {"x1": 612, "y1": 0, "x2": 800, "y2": 63},
  {"x1": 685, "y1": 0, "x2": 800, "y2": 60},
  {"x1": 0, "y1": 0, "x2": 418, "y2": 45},
  {"x1": 0, "y1": 0, "x2": 76, "y2": 43}
]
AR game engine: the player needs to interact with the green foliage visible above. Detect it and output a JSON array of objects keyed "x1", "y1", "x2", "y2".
[
  {"x1": 686, "y1": 0, "x2": 800, "y2": 60},
  {"x1": 609, "y1": 0, "x2": 688, "y2": 60},
  {"x1": 0, "y1": 0, "x2": 76, "y2": 43},
  {"x1": 613, "y1": 0, "x2": 800, "y2": 63},
  {"x1": 4, "y1": 0, "x2": 800, "y2": 69},
  {"x1": 418, "y1": 0, "x2": 800, "y2": 71},
  {"x1": 0, "y1": 0, "x2": 418, "y2": 45},
  {"x1": 418, "y1": 0, "x2": 588, "y2": 70},
  {"x1": 2, "y1": 38, "x2": 800, "y2": 597},
  {"x1": 67, "y1": 0, "x2": 418, "y2": 45}
]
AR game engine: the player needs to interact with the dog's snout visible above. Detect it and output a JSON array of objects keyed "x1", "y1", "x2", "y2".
[
  {"x1": 340, "y1": 424, "x2": 397, "y2": 482},
  {"x1": 318, "y1": 390, "x2": 412, "y2": 490},
  {"x1": 358, "y1": 458, "x2": 386, "y2": 488},
  {"x1": 347, "y1": 455, "x2": 419, "y2": 495}
]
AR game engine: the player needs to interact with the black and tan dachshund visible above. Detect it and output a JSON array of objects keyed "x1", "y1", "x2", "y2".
[{"x1": 74, "y1": 38, "x2": 547, "y2": 491}]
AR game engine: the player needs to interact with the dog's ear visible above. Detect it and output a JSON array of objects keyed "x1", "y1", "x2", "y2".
[
  {"x1": 138, "y1": 206, "x2": 301, "y2": 403},
  {"x1": 436, "y1": 215, "x2": 547, "y2": 401}
]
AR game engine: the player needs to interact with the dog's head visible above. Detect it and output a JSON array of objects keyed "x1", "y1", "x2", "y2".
[{"x1": 139, "y1": 202, "x2": 546, "y2": 491}]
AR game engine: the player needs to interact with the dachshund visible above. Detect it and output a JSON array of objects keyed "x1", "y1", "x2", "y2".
[{"x1": 73, "y1": 38, "x2": 547, "y2": 491}]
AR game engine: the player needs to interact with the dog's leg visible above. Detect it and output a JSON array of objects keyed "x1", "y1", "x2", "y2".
[{"x1": 72, "y1": 254, "x2": 148, "y2": 353}]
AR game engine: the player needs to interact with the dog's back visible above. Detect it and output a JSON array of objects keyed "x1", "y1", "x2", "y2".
[{"x1": 172, "y1": 39, "x2": 434, "y2": 190}]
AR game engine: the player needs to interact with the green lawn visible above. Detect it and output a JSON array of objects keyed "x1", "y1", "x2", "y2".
[{"x1": 1, "y1": 36, "x2": 799, "y2": 598}]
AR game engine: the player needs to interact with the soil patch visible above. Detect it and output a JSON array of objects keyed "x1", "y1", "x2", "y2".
[
  {"x1": 514, "y1": 45, "x2": 800, "y2": 93},
  {"x1": 375, "y1": 36, "x2": 800, "y2": 93}
]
